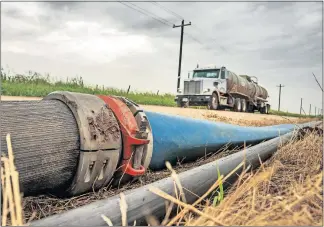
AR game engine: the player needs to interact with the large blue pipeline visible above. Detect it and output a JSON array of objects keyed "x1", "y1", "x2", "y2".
[
  {"x1": 1, "y1": 92, "x2": 316, "y2": 198},
  {"x1": 145, "y1": 111, "x2": 302, "y2": 170}
]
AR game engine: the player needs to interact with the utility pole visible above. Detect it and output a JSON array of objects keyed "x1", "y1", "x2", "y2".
[
  {"x1": 300, "y1": 98, "x2": 303, "y2": 115},
  {"x1": 276, "y1": 84, "x2": 284, "y2": 111},
  {"x1": 315, "y1": 106, "x2": 317, "y2": 116},
  {"x1": 309, "y1": 104, "x2": 311, "y2": 116},
  {"x1": 173, "y1": 20, "x2": 191, "y2": 91}
]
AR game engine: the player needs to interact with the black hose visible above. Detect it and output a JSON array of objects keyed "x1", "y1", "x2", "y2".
[
  {"x1": 0, "y1": 100, "x2": 80, "y2": 196},
  {"x1": 31, "y1": 127, "x2": 307, "y2": 226}
]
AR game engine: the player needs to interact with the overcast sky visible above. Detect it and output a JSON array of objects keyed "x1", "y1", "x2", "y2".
[{"x1": 1, "y1": 1, "x2": 323, "y2": 114}]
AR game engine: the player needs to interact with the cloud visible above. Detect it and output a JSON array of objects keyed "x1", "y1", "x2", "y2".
[
  {"x1": 35, "y1": 20, "x2": 154, "y2": 64},
  {"x1": 1, "y1": 1, "x2": 322, "y2": 113},
  {"x1": 2, "y1": 2, "x2": 154, "y2": 65}
]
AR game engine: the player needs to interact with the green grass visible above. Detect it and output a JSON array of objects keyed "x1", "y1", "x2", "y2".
[
  {"x1": 213, "y1": 166, "x2": 224, "y2": 207},
  {"x1": 1, "y1": 68, "x2": 320, "y2": 118},
  {"x1": 1, "y1": 69, "x2": 176, "y2": 106},
  {"x1": 269, "y1": 109, "x2": 318, "y2": 119}
]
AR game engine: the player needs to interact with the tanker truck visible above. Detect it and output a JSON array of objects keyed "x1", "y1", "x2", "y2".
[{"x1": 174, "y1": 65, "x2": 271, "y2": 114}]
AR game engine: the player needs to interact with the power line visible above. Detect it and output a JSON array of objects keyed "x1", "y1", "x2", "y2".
[
  {"x1": 118, "y1": 1, "x2": 172, "y2": 27},
  {"x1": 184, "y1": 32, "x2": 225, "y2": 56},
  {"x1": 184, "y1": 32, "x2": 204, "y2": 45},
  {"x1": 119, "y1": 2, "x2": 205, "y2": 48},
  {"x1": 120, "y1": 2, "x2": 205, "y2": 47},
  {"x1": 312, "y1": 72, "x2": 323, "y2": 92},
  {"x1": 120, "y1": 2, "x2": 224, "y2": 56},
  {"x1": 191, "y1": 24, "x2": 205, "y2": 34},
  {"x1": 149, "y1": 2, "x2": 207, "y2": 46},
  {"x1": 144, "y1": 2, "x2": 212, "y2": 49},
  {"x1": 151, "y1": 1, "x2": 184, "y2": 20},
  {"x1": 150, "y1": 0, "x2": 214, "y2": 46},
  {"x1": 150, "y1": 0, "x2": 219, "y2": 48},
  {"x1": 127, "y1": 2, "x2": 173, "y2": 26},
  {"x1": 191, "y1": 25, "x2": 227, "y2": 52}
]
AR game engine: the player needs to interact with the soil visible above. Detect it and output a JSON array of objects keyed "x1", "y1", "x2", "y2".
[
  {"x1": 141, "y1": 104, "x2": 295, "y2": 121},
  {"x1": 1, "y1": 96, "x2": 42, "y2": 101}
]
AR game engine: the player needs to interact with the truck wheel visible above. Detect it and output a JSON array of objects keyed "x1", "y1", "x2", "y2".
[
  {"x1": 263, "y1": 105, "x2": 268, "y2": 114},
  {"x1": 177, "y1": 99, "x2": 189, "y2": 108},
  {"x1": 247, "y1": 103, "x2": 254, "y2": 113},
  {"x1": 208, "y1": 93, "x2": 219, "y2": 110},
  {"x1": 266, "y1": 104, "x2": 270, "y2": 114},
  {"x1": 177, "y1": 100, "x2": 182, "y2": 107},
  {"x1": 233, "y1": 98, "x2": 241, "y2": 112},
  {"x1": 241, "y1": 99, "x2": 247, "y2": 112},
  {"x1": 260, "y1": 105, "x2": 267, "y2": 114}
]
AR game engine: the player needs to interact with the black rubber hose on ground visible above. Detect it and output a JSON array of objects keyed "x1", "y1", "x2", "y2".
[
  {"x1": 31, "y1": 124, "x2": 320, "y2": 226},
  {"x1": 0, "y1": 100, "x2": 80, "y2": 196}
]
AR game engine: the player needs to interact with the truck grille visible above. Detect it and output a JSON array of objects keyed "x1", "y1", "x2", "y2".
[{"x1": 184, "y1": 81, "x2": 201, "y2": 94}]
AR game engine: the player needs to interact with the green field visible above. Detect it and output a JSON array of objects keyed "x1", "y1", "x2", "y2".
[
  {"x1": 1, "y1": 70, "x2": 176, "y2": 106},
  {"x1": 1, "y1": 69, "x2": 320, "y2": 118}
]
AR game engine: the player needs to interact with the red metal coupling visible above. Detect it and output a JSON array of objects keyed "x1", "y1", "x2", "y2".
[{"x1": 97, "y1": 95, "x2": 150, "y2": 177}]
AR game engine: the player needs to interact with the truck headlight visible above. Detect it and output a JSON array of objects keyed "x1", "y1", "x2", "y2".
[
  {"x1": 203, "y1": 88, "x2": 211, "y2": 93},
  {"x1": 177, "y1": 88, "x2": 182, "y2": 93}
]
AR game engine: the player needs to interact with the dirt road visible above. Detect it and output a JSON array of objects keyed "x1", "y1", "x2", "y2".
[
  {"x1": 141, "y1": 105, "x2": 313, "y2": 126},
  {"x1": 1, "y1": 95, "x2": 312, "y2": 126},
  {"x1": 1, "y1": 96, "x2": 42, "y2": 101}
]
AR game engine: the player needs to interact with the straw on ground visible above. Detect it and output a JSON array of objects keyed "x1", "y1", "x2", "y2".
[{"x1": 1, "y1": 134, "x2": 24, "y2": 226}]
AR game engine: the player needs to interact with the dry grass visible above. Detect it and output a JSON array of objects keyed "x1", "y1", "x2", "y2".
[
  {"x1": 1, "y1": 134, "x2": 24, "y2": 226},
  {"x1": 22, "y1": 143, "x2": 243, "y2": 222},
  {"x1": 152, "y1": 131, "x2": 323, "y2": 226}
]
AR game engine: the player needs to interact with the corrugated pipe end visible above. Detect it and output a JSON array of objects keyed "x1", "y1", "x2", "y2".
[{"x1": 43, "y1": 91, "x2": 123, "y2": 197}]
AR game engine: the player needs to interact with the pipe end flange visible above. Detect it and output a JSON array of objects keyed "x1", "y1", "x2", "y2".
[{"x1": 44, "y1": 91, "x2": 122, "y2": 196}]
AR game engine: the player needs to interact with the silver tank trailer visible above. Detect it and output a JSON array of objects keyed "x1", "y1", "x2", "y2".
[{"x1": 227, "y1": 73, "x2": 268, "y2": 100}]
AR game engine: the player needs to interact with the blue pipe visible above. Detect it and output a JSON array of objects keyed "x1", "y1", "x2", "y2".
[{"x1": 145, "y1": 111, "x2": 300, "y2": 170}]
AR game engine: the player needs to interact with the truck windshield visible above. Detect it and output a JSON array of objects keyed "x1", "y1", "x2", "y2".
[{"x1": 193, "y1": 70, "x2": 220, "y2": 78}]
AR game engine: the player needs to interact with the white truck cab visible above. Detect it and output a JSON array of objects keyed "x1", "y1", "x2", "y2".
[{"x1": 175, "y1": 65, "x2": 227, "y2": 108}]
